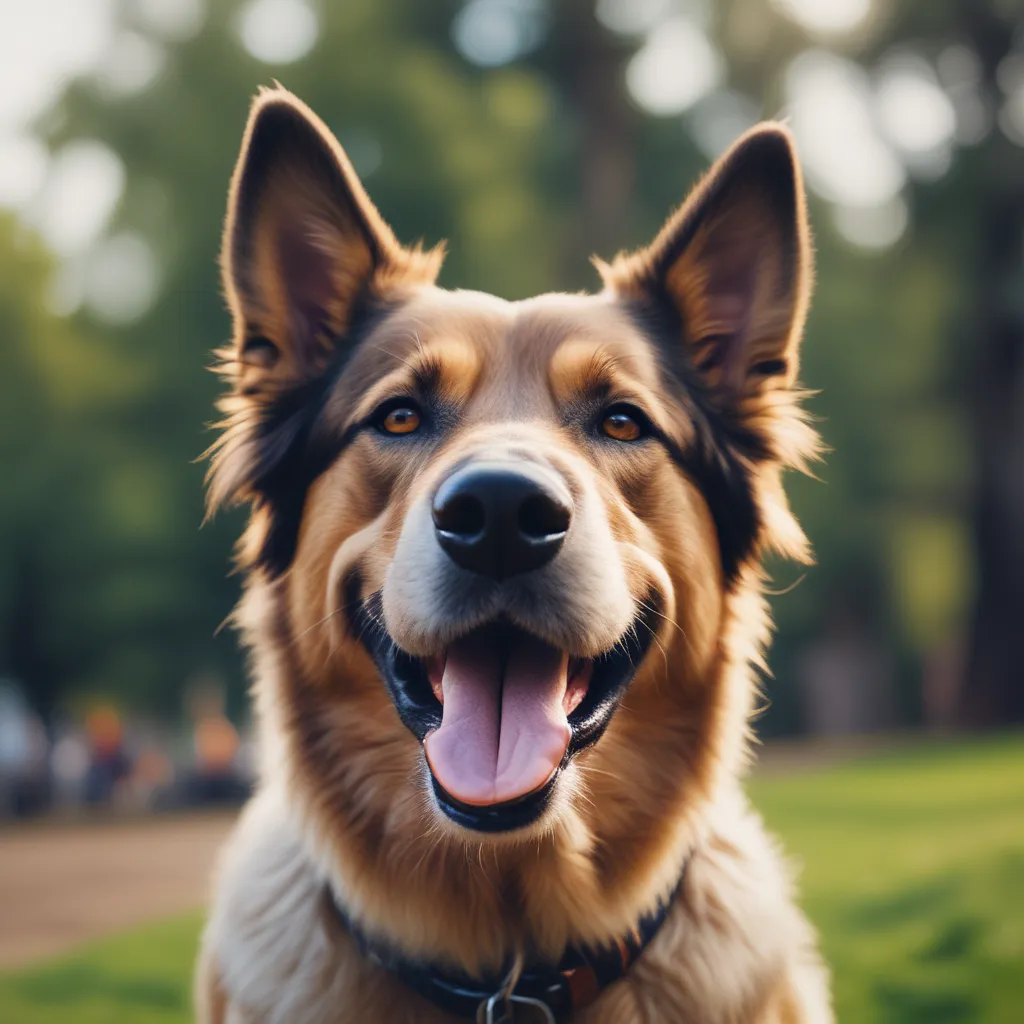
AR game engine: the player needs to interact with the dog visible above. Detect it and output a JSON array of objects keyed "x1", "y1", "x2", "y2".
[{"x1": 196, "y1": 86, "x2": 832, "y2": 1023}]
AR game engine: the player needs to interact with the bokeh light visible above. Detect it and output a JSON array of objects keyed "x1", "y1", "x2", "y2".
[
  {"x1": 133, "y1": 0, "x2": 205, "y2": 41},
  {"x1": 0, "y1": 135, "x2": 48, "y2": 209},
  {"x1": 84, "y1": 231, "x2": 160, "y2": 324},
  {"x1": 626, "y1": 17, "x2": 721, "y2": 116},
  {"x1": 786, "y1": 50, "x2": 905, "y2": 216},
  {"x1": 93, "y1": 31, "x2": 166, "y2": 99},
  {"x1": 772, "y1": 0, "x2": 872, "y2": 37},
  {"x1": 452, "y1": 0, "x2": 547, "y2": 68},
  {"x1": 236, "y1": 0, "x2": 319, "y2": 65},
  {"x1": 876, "y1": 53, "x2": 957, "y2": 180},
  {"x1": 27, "y1": 141, "x2": 124, "y2": 257}
]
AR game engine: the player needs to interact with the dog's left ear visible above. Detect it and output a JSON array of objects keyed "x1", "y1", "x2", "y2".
[{"x1": 604, "y1": 124, "x2": 812, "y2": 405}]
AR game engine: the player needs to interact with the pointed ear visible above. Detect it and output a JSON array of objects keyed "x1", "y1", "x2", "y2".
[
  {"x1": 221, "y1": 87, "x2": 441, "y2": 396},
  {"x1": 604, "y1": 124, "x2": 812, "y2": 403},
  {"x1": 207, "y1": 89, "x2": 443, "y2": 548}
]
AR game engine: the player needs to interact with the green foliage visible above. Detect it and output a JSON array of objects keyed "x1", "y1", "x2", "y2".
[
  {"x1": 0, "y1": 216, "x2": 149, "y2": 716},
  {"x1": 0, "y1": 0, "x2": 991, "y2": 723},
  {"x1": 3, "y1": 739, "x2": 1023, "y2": 1022},
  {"x1": 12, "y1": 0, "x2": 575, "y2": 716}
]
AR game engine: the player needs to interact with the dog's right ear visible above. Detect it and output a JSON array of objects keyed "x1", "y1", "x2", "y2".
[{"x1": 220, "y1": 87, "x2": 440, "y2": 398}]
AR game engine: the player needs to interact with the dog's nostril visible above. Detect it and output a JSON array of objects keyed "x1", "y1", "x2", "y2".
[
  {"x1": 518, "y1": 493, "x2": 570, "y2": 539},
  {"x1": 434, "y1": 492, "x2": 486, "y2": 538}
]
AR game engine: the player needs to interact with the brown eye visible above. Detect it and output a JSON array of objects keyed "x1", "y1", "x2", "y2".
[
  {"x1": 381, "y1": 406, "x2": 421, "y2": 435},
  {"x1": 602, "y1": 410, "x2": 643, "y2": 442}
]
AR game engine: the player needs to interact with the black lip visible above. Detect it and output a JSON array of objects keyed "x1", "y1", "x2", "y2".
[
  {"x1": 353, "y1": 592, "x2": 657, "y2": 833},
  {"x1": 429, "y1": 770, "x2": 562, "y2": 833}
]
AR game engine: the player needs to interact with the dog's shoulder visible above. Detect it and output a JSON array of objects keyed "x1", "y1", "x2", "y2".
[
  {"x1": 612, "y1": 786, "x2": 832, "y2": 1023},
  {"x1": 199, "y1": 788, "x2": 343, "y2": 1021},
  {"x1": 200, "y1": 787, "x2": 455, "y2": 1023}
]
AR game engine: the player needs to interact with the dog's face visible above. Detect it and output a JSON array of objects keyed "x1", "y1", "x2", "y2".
[{"x1": 210, "y1": 91, "x2": 814, "y2": 847}]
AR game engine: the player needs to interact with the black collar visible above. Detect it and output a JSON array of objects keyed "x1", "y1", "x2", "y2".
[{"x1": 325, "y1": 858, "x2": 688, "y2": 1022}]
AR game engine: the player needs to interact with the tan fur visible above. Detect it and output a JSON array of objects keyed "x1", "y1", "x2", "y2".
[{"x1": 197, "y1": 88, "x2": 832, "y2": 1022}]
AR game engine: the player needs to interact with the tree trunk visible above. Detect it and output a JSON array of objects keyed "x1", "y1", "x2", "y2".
[
  {"x1": 8, "y1": 553, "x2": 57, "y2": 725},
  {"x1": 959, "y1": 6, "x2": 1024, "y2": 725},
  {"x1": 544, "y1": 0, "x2": 636, "y2": 279}
]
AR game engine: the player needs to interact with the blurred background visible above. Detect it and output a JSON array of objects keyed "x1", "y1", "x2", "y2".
[{"x1": 0, "y1": 1, "x2": 1021, "y2": 1022}]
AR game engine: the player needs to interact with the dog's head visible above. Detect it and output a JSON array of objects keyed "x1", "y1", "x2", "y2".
[{"x1": 210, "y1": 88, "x2": 815, "y2": 876}]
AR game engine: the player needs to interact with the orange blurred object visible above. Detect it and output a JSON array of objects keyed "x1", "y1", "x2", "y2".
[
  {"x1": 85, "y1": 705, "x2": 124, "y2": 759},
  {"x1": 194, "y1": 715, "x2": 239, "y2": 775}
]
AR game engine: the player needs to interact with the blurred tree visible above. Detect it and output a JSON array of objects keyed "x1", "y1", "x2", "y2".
[
  {"x1": 34, "y1": 0, "x2": 566, "y2": 715},
  {"x1": 543, "y1": 0, "x2": 639, "y2": 270},
  {"x1": 3, "y1": 0, "x2": 1018, "y2": 730},
  {"x1": 0, "y1": 219, "x2": 62, "y2": 720},
  {"x1": 952, "y1": 3, "x2": 1024, "y2": 725},
  {"x1": 0, "y1": 216, "x2": 145, "y2": 719},
  {"x1": 585, "y1": 0, "x2": 1022, "y2": 728}
]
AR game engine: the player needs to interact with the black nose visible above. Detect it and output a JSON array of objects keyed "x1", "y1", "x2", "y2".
[{"x1": 432, "y1": 462, "x2": 573, "y2": 580}]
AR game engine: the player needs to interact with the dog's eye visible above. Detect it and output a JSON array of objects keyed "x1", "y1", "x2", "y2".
[
  {"x1": 379, "y1": 404, "x2": 422, "y2": 435},
  {"x1": 601, "y1": 407, "x2": 644, "y2": 442}
]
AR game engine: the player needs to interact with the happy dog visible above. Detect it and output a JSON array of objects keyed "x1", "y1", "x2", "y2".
[{"x1": 197, "y1": 87, "x2": 832, "y2": 1022}]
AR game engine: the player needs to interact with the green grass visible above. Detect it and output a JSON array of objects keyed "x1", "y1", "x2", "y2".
[
  {"x1": 749, "y1": 735, "x2": 1024, "y2": 1024},
  {"x1": 0, "y1": 914, "x2": 202, "y2": 1024},
  {"x1": 2, "y1": 736, "x2": 1022, "y2": 1023}
]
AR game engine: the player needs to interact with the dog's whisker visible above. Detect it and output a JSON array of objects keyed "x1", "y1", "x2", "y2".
[
  {"x1": 290, "y1": 606, "x2": 344, "y2": 647},
  {"x1": 636, "y1": 597, "x2": 695, "y2": 664},
  {"x1": 633, "y1": 611, "x2": 671, "y2": 672}
]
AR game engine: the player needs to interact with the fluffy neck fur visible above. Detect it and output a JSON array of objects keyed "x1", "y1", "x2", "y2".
[{"x1": 235, "y1": 565, "x2": 771, "y2": 979}]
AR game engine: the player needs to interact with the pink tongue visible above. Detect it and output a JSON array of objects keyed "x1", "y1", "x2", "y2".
[{"x1": 423, "y1": 630, "x2": 570, "y2": 807}]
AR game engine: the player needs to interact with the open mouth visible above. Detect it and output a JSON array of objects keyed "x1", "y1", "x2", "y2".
[{"x1": 355, "y1": 595, "x2": 655, "y2": 832}]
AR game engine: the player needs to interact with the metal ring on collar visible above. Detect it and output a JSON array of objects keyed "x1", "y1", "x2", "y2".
[{"x1": 482, "y1": 990, "x2": 558, "y2": 1023}]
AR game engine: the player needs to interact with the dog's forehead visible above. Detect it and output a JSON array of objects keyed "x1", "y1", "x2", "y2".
[
  {"x1": 509, "y1": 294, "x2": 666, "y2": 399},
  {"x1": 346, "y1": 287, "x2": 663, "y2": 408}
]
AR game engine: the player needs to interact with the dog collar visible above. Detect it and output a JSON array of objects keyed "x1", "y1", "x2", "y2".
[{"x1": 325, "y1": 859, "x2": 688, "y2": 1023}]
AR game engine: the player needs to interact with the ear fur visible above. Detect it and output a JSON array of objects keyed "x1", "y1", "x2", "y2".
[
  {"x1": 206, "y1": 88, "x2": 443, "y2": 569},
  {"x1": 605, "y1": 124, "x2": 812, "y2": 400},
  {"x1": 602, "y1": 124, "x2": 820, "y2": 566},
  {"x1": 220, "y1": 87, "x2": 441, "y2": 397}
]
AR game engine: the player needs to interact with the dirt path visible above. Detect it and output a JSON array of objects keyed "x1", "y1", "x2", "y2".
[
  {"x1": 0, "y1": 811, "x2": 236, "y2": 970},
  {"x1": 0, "y1": 735, "x2": 904, "y2": 971}
]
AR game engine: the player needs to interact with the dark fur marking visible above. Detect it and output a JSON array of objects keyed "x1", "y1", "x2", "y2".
[
  {"x1": 248, "y1": 298, "x2": 399, "y2": 576},
  {"x1": 624, "y1": 297, "x2": 765, "y2": 582},
  {"x1": 270, "y1": 584, "x2": 389, "y2": 856},
  {"x1": 241, "y1": 335, "x2": 280, "y2": 368},
  {"x1": 656, "y1": 429, "x2": 761, "y2": 584},
  {"x1": 753, "y1": 358, "x2": 787, "y2": 377}
]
